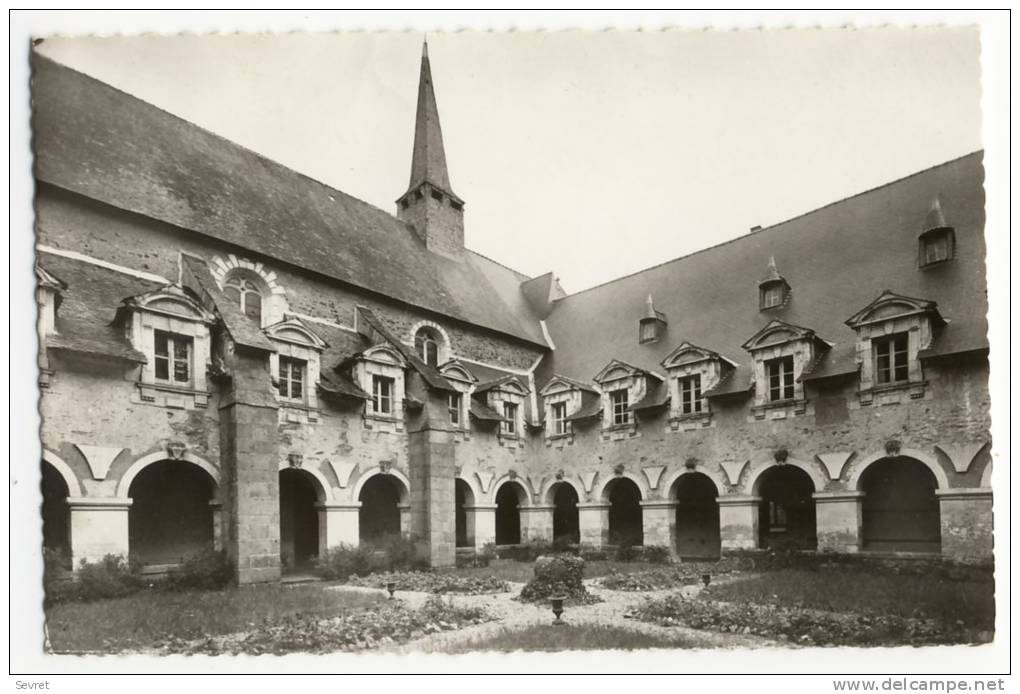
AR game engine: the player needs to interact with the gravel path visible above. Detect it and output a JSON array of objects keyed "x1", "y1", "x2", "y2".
[{"x1": 374, "y1": 576, "x2": 777, "y2": 654}]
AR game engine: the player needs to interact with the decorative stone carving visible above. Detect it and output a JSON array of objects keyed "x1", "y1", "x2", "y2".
[
  {"x1": 327, "y1": 459, "x2": 358, "y2": 488},
  {"x1": 476, "y1": 469, "x2": 495, "y2": 493},
  {"x1": 555, "y1": 469, "x2": 565, "y2": 480},
  {"x1": 287, "y1": 453, "x2": 303, "y2": 469},
  {"x1": 774, "y1": 447, "x2": 789, "y2": 464},
  {"x1": 166, "y1": 441, "x2": 187, "y2": 460},
  {"x1": 580, "y1": 470, "x2": 599, "y2": 494},
  {"x1": 454, "y1": 465, "x2": 462, "y2": 477},
  {"x1": 380, "y1": 460, "x2": 393, "y2": 474},
  {"x1": 613, "y1": 463, "x2": 625, "y2": 476},
  {"x1": 684, "y1": 456, "x2": 698, "y2": 470},
  {"x1": 885, "y1": 439, "x2": 902, "y2": 456},
  {"x1": 507, "y1": 469, "x2": 518, "y2": 480},
  {"x1": 642, "y1": 465, "x2": 665, "y2": 489},
  {"x1": 73, "y1": 444, "x2": 124, "y2": 481},
  {"x1": 816, "y1": 451, "x2": 854, "y2": 480},
  {"x1": 935, "y1": 443, "x2": 987, "y2": 474},
  {"x1": 720, "y1": 459, "x2": 748, "y2": 486}
]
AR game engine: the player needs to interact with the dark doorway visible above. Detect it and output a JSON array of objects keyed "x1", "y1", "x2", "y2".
[
  {"x1": 673, "y1": 473, "x2": 720, "y2": 559},
  {"x1": 550, "y1": 483, "x2": 580, "y2": 544},
  {"x1": 757, "y1": 465, "x2": 816, "y2": 550},
  {"x1": 861, "y1": 457, "x2": 941, "y2": 553},
  {"x1": 607, "y1": 477, "x2": 643, "y2": 546},
  {"x1": 128, "y1": 460, "x2": 215, "y2": 565},
  {"x1": 359, "y1": 475, "x2": 402, "y2": 544},
  {"x1": 41, "y1": 461, "x2": 71, "y2": 568},
  {"x1": 495, "y1": 482, "x2": 526, "y2": 545},
  {"x1": 279, "y1": 468, "x2": 321, "y2": 569},
  {"x1": 455, "y1": 479, "x2": 474, "y2": 547}
]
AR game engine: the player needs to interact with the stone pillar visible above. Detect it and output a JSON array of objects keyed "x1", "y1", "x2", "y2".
[
  {"x1": 398, "y1": 503, "x2": 412, "y2": 537},
  {"x1": 318, "y1": 502, "x2": 360, "y2": 553},
  {"x1": 465, "y1": 504, "x2": 496, "y2": 549},
  {"x1": 209, "y1": 501, "x2": 223, "y2": 552},
  {"x1": 718, "y1": 495, "x2": 760, "y2": 551},
  {"x1": 219, "y1": 349, "x2": 281, "y2": 584},
  {"x1": 521, "y1": 505, "x2": 554, "y2": 543},
  {"x1": 640, "y1": 500, "x2": 677, "y2": 549},
  {"x1": 813, "y1": 491, "x2": 863, "y2": 554},
  {"x1": 936, "y1": 488, "x2": 994, "y2": 562},
  {"x1": 68, "y1": 497, "x2": 131, "y2": 566},
  {"x1": 407, "y1": 423, "x2": 456, "y2": 567},
  {"x1": 577, "y1": 502, "x2": 610, "y2": 547}
]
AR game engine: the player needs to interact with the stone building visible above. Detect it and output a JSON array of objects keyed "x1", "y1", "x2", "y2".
[{"x1": 32, "y1": 43, "x2": 992, "y2": 584}]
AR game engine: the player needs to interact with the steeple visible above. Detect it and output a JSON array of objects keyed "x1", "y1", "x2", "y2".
[{"x1": 397, "y1": 40, "x2": 465, "y2": 260}]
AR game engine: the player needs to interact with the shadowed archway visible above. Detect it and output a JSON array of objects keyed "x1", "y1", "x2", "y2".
[
  {"x1": 359, "y1": 475, "x2": 404, "y2": 544},
  {"x1": 671, "y1": 472, "x2": 720, "y2": 559},
  {"x1": 549, "y1": 482, "x2": 580, "y2": 544},
  {"x1": 605, "y1": 477, "x2": 643, "y2": 547},
  {"x1": 41, "y1": 460, "x2": 71, "y2": 568},
  {"x1": 861, "y1": 456, "x2": 941, "y2": 553},
  {"x1": 495, "y1": 481, "x2": 527, "y2": 545},
  {"x1": 279, "y1": 467, "x2": 322, "y2": 569},
  {"x1": 128, "y1": 460, "x2": 216, "y2": 565},
  {"x1": 756, "y1": 465, "x2": 816, "y2": 550}
]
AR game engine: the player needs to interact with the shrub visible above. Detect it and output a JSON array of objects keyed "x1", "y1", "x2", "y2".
[
  {"x1": 578, "y1": 543, "x2": 608, "y2": 561},
  {"x1": 456, "y1": 542, "x2": 497, "y2": 568},
  {"x1": 640, "y1": 545, "x2": 673, "y2": 564},
  {"x1": 315, "y1": 545, "x2": 379, "y2": 581},
  {"x1": 518, "y1": 553, "x2": 601, "y2": 605},
  {"x1": 48, "y1": 554, "x2": 143, "y2": 604},
  {"x1": 613, "y1": 543, "x2": 642, "y2": 562},
  {"x1": 365, "y1": 534, "x2": 425, "y2": 571},
  {"x1": 165, "y1": 549, "x2": 232, "y2": 590},
  {"x1": 346, "y1": 570, "x2": 510, "y2": 595},
  {"x1": 499, "y1": 539, "x2": 551, "y2": 562}
]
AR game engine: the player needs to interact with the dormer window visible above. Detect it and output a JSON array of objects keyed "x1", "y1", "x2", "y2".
[
  {"x1": 223, "y1": 275, "x2": 263, "y2": 324},
  {"x1": 351, "y1": 344, "x2": 406, "y2": 432},
  {"x1": 766, "y1": 355, "x2": 795, "y2": 402},
  {"x1": 372, "y1": 375, "x2": 394, "y2": 415},
  {"x1": 439, "y1": 360, "x2": 476, "y2": 437},
  {"x1": 918, "y1": 197, "x2": 956, "y2": 267},
  {"x1": 277, "y1": 357, "x2": 306, "y2": 403},
  {"x1": 551, "y1": 402, "x2": 568, "y2": 435},
  {"x1": 412, "y1": 323, "x2": 449, "y2": 368},
  {"x1": 502, "y1": 402, "x2": 519, "y2": 436},
  {"x1": 874, "y1": 333, "x2": 909, "y2": 385},
  {"x1": 610, "y1": 389, "x2": 630, "y2": 425},
  {"x1": 639, "y1": 294, "x2": 667, "y2": 344},
  {"x1": 448, "y1": 392, "x2": 462, "y2": 425},
  {"x1": 758, "y1": 256, "x2": 790, "y2": 311},
  {"x1": 474, "y1": 375, "x2": 528, "y2": 446},
  {"x1": 679, "y1": 374, "x2": 702, "y2": 414},
  {"x1": 154, "y1": 331, "x2": 192, "y2": 385},
  {"x1": 538, "y1": 374, "x2": 599, "y2": 443},
  {"x1": 660, "y1": 342, "x2": 731, "y2": 429}
]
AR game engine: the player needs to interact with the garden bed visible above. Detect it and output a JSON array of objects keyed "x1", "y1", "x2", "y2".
[{"x1": 345, "y1": 570, "x2": 511, "y2": 595}]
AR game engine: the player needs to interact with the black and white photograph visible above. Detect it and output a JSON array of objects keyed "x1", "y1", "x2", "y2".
[{"x1": 9, "y1": 9, "x2": 1010, "y2": 682}]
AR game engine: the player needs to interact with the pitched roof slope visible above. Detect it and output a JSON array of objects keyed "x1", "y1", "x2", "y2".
[
  {"x1": 539, "y1": 152, "x2": 987, "y2": 385},
  {"x1": 30, "y1": 54, "x2": 545, "y2": 348}
]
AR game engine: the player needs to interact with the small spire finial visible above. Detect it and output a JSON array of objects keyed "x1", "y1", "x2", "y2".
[
  {"x1": 925, "y1": 196, "x2": 948, "y2": 231},
  {"x1": 761, "y1": 255, "x2": 783, "y2": 284},
  {"x1": 643, "y1": 294, "x2": 658, "y2": 320},
  {"x1": 423, "y1": 37, "x2": 429, "y2": 58}
]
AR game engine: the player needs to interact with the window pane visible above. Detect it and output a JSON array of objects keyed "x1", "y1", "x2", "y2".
[
  {"x1": 426, "y1": 342, "x2": 438, "y2": 367},
  {"x1": 154, "y1": 354, "x2": 169, "y2": 380},
  {"x1": 222, "y1": 285, "x2": 240, "y2": 304},
  {"x1": 154, "y1": 332, "x2": 169, "y2": 357},
  {"x1": 244, "y1": 293, "x2": 262, "y2": 323}
]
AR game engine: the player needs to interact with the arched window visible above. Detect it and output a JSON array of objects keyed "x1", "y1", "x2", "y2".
[
  {"x1": 223, "y1": 276, "x2": 263, "y2": 324},
  {"x1": 414, "y1": 327, "x2": 441, "y2": 367}
]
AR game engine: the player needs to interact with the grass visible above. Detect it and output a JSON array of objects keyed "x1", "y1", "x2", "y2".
[
  {"x1": 704, "y1": 568, "x2": 994, "y2": 628},
  {"x1": 451, "y1": 560, "x2": 661, "y2": 583},
  {"x1": 437, "y1": 623, "x2": 716, "y2": 653},
  {"x1": 46, "y1": 583, "x2": 385, "y2": 653}
]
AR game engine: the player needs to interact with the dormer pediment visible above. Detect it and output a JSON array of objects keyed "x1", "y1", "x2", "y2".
[
  {"x1": 118, "y1": 283, "x2": 216, "y2": 324},
  {"x1": 264, "y1": 316, "x2": 327, "y2": 351},
  {"x1": 474, "y1": 374, "x2": 529, "y2": 397},
  {"x1": 845, "y1": 290, "x2": 942, "y2": 329},
  {"x1": 359, "y1": 343, "x2": 406, "y2": 368},
  {"x1": 741, "y1": 319, "x2": 819, "y2": 352},
  {"x1": 593, "y1": 359, "x2": 653, "y2": 385},
  {"x1": 539, "y1": 374, "x2": 599, "y2": 397},
  {"x1": 439, "y1": 360, "x2": 477, "y2": 385},
  {"x1": 661, "y1": 341, "x2": 725, "y2": 369}
]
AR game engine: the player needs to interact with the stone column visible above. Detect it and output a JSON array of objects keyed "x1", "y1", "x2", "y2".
[
  {"x1": 318, "y1": 502, "x2": 361, "y2": 553},
  {"x1": 407, "y1": 413, "x2": 456, "y2": 567},
  {"x1": 936, "y1": 488, "x2": 994, "y2": 562},
  {"x1": 813, "y1": 491, "x2": 863, "y2": 554},
  {"x1": 640, "y1": 500, "x2": 677, "y2": 549},
  {"x1": 68, "y1": 497, "x2": 131, "y2": 566},
  {"x1": 717, "y1": 495, "x2": 760, "y2": 551},
  {"x1": 577, "y1": 502, "x2": 610, "y2": 547},
  {"x1": 521, "y1": 504, "x2": 554, "y2": 543},
  {"x1": 464, "y1": 504, "x2": 496, "y2": 549},
  {"x1": 218, "y1": 349, "x2": 281, "y2": 584}
]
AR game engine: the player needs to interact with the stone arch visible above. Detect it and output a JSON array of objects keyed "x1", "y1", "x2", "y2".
[
  {"x1": 540, "y1": 476, "x2": 584, "y2": 505},
  {"x1": 661, "y1": 466, "x2": 725, "y2": 500},
  {"x1": 408, "y1": 319, "x2": 452, "y2": 365},
  {"x1": 980, "y1": 460, "x2": 992, "y2": 489},
  {"x1": 491, "y1": 474, "x2": 535, "y2": 506},
  {"x1": 456, "y1": 472, "x2": 484, "y2": 503},
  {"x1": 847, "y1": 448, "x2": 950, "y2": 491},
  {"x1": 350, "y1": 466, "x2": 411, "y2": 504},
  {"x1": 210, "y1": 254, "x2": 289, "y2": 326},
  {"x1": 669, "y1": 470, "x2": 722, "y2": 559},
  {"x1": 594, "y1": 471, "x2": 649, "y2": 502},
  {"x1": 744, "y1": 457, "x2": 827, "y2": 496},
  {"x1": 277, "y1": 461, "x2": 333, "y2": 502},
  {"x1": 117, "y1": 451, "x2": 220, "y2": 499},
  {"x1": 42, "y1": 449, "x2": 82, "y2": 497}
]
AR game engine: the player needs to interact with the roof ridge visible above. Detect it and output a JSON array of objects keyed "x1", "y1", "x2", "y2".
[
  {"x1": 466, "y1": 249, "x2": 534, "y2": 282},
  {"x1": 556, "y1": 150, "x2": 984, "y2": 301}
]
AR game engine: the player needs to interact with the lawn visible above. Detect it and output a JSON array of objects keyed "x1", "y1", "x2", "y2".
[
  {"x1": 46, "y1": 583, "x2": 386, "y2": 653},
  {"x1": 435, "y1": 623, "x2": 716, "y2": 653},
  {"x1": 703, "y1": 568, "x2": 994, "y2": 628}
]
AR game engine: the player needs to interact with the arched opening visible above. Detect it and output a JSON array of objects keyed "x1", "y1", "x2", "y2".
[
  {"x1": 861, "y1": 456, "x2": 941, "y2": 553},
  {"x1": 414, "y1": 327, "x2": 442, "y2": 367},
  {"x1": 550, "y1": 483, "x2": 580, "y2": 545},
  {"x1": 128, "y1": 460, "x2": 215, "y2": 565},
  {"x1": 279, "y1": 468, "x2": 321, "y2": 571},
  {"x1": 222, "y1": 273, "x2": 263, "y2": 325},
  {"x1": 757, "y1": 465, "x2": 816, "y2": 550},
  {"x1": 358, "y1": 475, "x2": 402, "y2": 545},
  {"x1": 672, "y1": 473, "x2": 720, "y2": 559},
  {"x1": 455, "y1": 479, "x2": 474, "y2": 548},
  {"x1": 606, "y1": 477, "x2": 643, "y2": 547},
  {"x1": 41, "y1": 461, "x2": 71, "y2": 568},
  {"x1": 495, "y1": 482, "x2": 527, "y2": 545}
]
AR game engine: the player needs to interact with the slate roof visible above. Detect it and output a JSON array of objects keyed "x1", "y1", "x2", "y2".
[
  {"x1": 403, "y1": 41, "x2": 459, "y2": 202},
  {"x1": 469, "y1": 399, "x2": 507, "y2": 423},
  {"x1": 538, "y1": 152, "x2": 987, "y2": 388},
  {"x1": 180, "y1": 254, "x2": 274, "y2": 352},
  {"x1": 31, "y1": 54, "x2": 546, "y2": 348},
  {"x1": 38, "y1": 252, "x2": 157, "y2": 363},
  {"x1": 355, "y1": 307, "x2": 455, "y2": 392}
]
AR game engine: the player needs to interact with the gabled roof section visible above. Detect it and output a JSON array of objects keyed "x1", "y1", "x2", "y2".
[
  {"x1": 798, "y1": 342, "x2": 858, "y2": 383},
  {"x1": 36, "y1": 264, "x2": 66, "y2": 291},
  {"x1": 538, "y1": 152, "x2": 986, "y2": 384},
  {"x1": 180, "y1": 254, "x2": 274, "y2": 352},
  {"x1": 31, "y1": 53, "x2": 546, "y2": 347},
  {"x1": 439, "y1": 359, "x2": 478, "y2": 384},
  {"x1": 265, "y1": 316, "x2": 328, "y2": 350},
  {"x1": 759, "y1": 256, "x2": 786, "y2": 286},
  {"x1": 661, "y1": 341, "x2": 732, "y2": 369},
  {"x1": 593, "y1": 359, "x2": 661, "y2": 385},
  {"x1": 564, "y1": 398, "x2": 604, "y2": 422},
  {"x1": 355, "y1": 306, "x2": 454, "y2": 392},
  {"x1": 629, "y1": 380, "x2": 670, "y2": 412},
  {"x1": 844, "y1": 290, "x2": 943, "y2": 329},
  {"x1": 704, "y1": 367, "x2": 754, "y2": 399},
  {"x1": 538, "y1": 374, "x2": 599, "y2": 397},
  {"x1": 741, "y1": 319, "x2": 825, "y2": 352},
  {"x1": 473, "y1": 374, "x2": 529, "y2": 395},
  {"x1": 402, "y1": 41, "x2": 458, "y2": 203},
  {"x1": 113, "y1": 283, "x2": 216, "y2": 326},
  {"x1": 469, "y1": 399, "x2": 508, "y2": 423},
  {"x1": 520, "y1": 272, "x2": 564, "y2": 320}
]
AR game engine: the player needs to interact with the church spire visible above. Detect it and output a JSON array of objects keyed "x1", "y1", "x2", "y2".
[{"x1": 406, "y1": 39, "x2": 455, "y2": 197}]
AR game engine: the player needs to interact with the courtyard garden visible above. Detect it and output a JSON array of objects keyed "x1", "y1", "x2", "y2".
[{"x1": 44, "y1": 543, "x2": 995, "y2": 654}]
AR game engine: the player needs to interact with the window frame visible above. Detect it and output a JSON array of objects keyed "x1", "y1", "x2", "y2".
[
  {"x1": 277, "y1": 356, "x2": 307, "y2": 403},
  {"x1": 873, "y1": 332, "x2": 910, "y2": 386},
  {"x1": 372, "y1": 374, "x2": 395, "y2": 415},
  {"x1": 765, "y1": 355, "x2": 795, "y2": 403},
  {"x1": 223, "y1": 275, "x2": 263, "y2": 325},
  {"x1": 414, "y1": 328, "x2": 441, "y2": 367},
  {"x1": 153, "y1": 330, "x2": 193, "y2": 386},
  {"x1": 551, "y1": 401, "x2": 568, "y2": 436},
  {"x1": 501, "y1": 401, "x2": 519, "y2": 437},
  {"x1": 448, "y1": 391, "x2": 462, "y2": 426},
  {"x1": 610, "y1": 389, "x2": 630, "y2": 426},
  {"x1": 679, "y1": 373, "x2": 703, "y2": 415}
]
